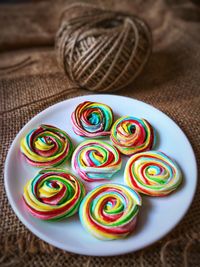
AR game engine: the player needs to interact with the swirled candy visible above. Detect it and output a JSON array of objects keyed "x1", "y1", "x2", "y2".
[
  {"x1": 23, "y1": 168, "x2": 85, "y2": 220},
  {"x1": 71, "y1": 140, "x2": 122, "y2": 182},
  {"x1": 110, "y1": 116, "x2": 154, "y2": 155},
  {"x1": 124, "y1": 151, "x2": 182, "y2": 196},
  {"x1": 20, "y1": 124, "x2": 73, "y2": 167},
  {"x1": 71, "y1": 101, "x2": 114, "y2": 137},
  {"x1": 79, "y1": 184, "x2": 142, "y2": 240}
]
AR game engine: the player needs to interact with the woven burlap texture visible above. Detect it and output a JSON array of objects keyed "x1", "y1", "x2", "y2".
[{"x1": 0, "y1": 0, "x2": 200, "y2": 266}]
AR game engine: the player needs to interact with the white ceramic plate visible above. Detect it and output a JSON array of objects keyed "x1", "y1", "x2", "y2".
[{"x1": 4, "y1": 94, "x2": 197, "y2": 256}]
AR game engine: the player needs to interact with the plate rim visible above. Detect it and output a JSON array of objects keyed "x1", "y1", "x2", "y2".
[{"x1": 4, "y1": 94, "x2": 198, "y2": 256}]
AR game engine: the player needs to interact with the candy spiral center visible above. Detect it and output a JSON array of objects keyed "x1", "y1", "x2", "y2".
[
  {"x1": 87, "y1": 110, "x2": 101, "y2": 125},
  {"x1": 81, "y1": 145, "x2": 111, "y2": 167}
]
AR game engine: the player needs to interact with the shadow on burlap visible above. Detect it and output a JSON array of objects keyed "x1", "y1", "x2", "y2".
[{"x1": 0, "y1": 0, "x2": 199, "y2": 266}]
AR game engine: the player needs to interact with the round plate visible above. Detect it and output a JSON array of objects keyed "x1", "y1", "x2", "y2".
[{"x1": 4, "y1": 94, "x2": 197, "y2": 256}]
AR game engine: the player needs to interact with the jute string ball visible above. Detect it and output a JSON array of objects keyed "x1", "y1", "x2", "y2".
[{"x1": 56, "y1": 4, "x2": 152, "y2": 92}]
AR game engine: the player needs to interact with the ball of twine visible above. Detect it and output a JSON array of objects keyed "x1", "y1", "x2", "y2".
[{"x1": 56, "y1": 4, "x2": 152, "y2": 92}]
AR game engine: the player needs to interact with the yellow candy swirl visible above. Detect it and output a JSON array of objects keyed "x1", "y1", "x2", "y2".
[
  {"x1": 23, "y1": 168, "x2": 85, "y2": 221},
  {"x1": 79, "y1": 184, "x2": 142, "y2": 240},
  {"x1": 20, "y1": 124, "x2": 73, "y2": 167},
  {"x1": 124, "y1": 151, "x2": 182, "y2": 196},
  {"x1": 71, "y1": 140, "x2": 122, "y2": 182}
]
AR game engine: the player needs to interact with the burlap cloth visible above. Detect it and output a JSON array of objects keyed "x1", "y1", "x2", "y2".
[{"x1": 0, "y1": 0, "x2": 199, "y2": 266}]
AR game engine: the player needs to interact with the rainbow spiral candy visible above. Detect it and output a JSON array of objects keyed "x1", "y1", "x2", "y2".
[
  {"x1": 71, "y1": 101, "x2": 114, "y2": 137},
  {"x1": 71, "y1": 140, "x2": 122, "y2": 182},
  {"x1": 124, "y1": 151, "x2": 182, "y2": 196},
  {"x1": 110, "y1": 116, "x2": 154, "y2": 155},
  {"x1": 20, "y1": 124, "x2": 73, "y2": 167},
  {"x1": 79, "y1": 184, "x2": 142, "y2": 240},
  {"x1": 23, "y1": 168, "x2": 85, "y2": 220}
]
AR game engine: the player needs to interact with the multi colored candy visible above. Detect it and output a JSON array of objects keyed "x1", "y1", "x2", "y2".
[
  {"x1": 124, "y1": 151, "x2": 182, "y2": 196},
  {"x1": 20, "y1": 124, "x2": 73, "y2": 167},
  {"x1": 23, "y1": 168, "x2": 85, "y2": 220},
  {"x1": 79, "y1": 184, "x2": 142, "y2": 240},
  {"x1": 110, "y1": 116, "x2": 154, "y2": 155},
  {"x1": 71, "y1": 140, "x2": 122, "y2": 182},
  {"x1": 71, "y1": 101, "x2": 114, "y2": 137}
]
